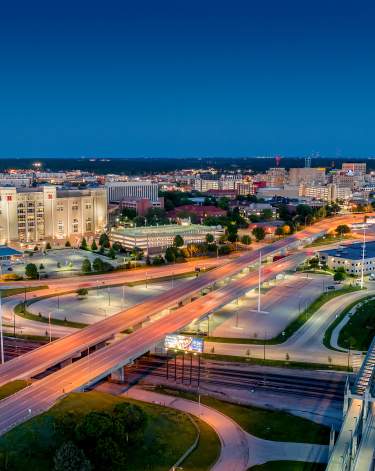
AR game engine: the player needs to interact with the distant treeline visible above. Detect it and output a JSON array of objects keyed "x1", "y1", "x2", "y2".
[{"x1": 0, "y1": 157, "x2": 373, "y2": 175}]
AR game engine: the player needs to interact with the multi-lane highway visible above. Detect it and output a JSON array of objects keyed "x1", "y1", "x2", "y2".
[
  {"x1": 0, "y1": 253, "x2": 340, "y2": 434},
  {"x1": 0, "y1": 214, "x2": 367, "y2": 434}
]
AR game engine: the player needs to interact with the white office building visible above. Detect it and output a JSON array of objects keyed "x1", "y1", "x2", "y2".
[
  {"x1": 110, "y1": 224, "x2": 224, "y2": 253},
  {"x1": 105, "y1": 181, "x2": 159, "y2": 203}
]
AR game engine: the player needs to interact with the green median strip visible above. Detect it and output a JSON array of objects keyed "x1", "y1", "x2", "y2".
[
  {"x1": 14, "y1": 302, "x2": 87, "y2": 329},
  {"x1": 202, "y1": 353, "x2": 351, "y2": 371},
  {"x1": 0, "y1": 380, "x2": 30, "y2": 401},
  {"x1": 0, "y1": 286, "x2": 48, "y2": 298},
  {"x1": 205, "y1": 285, "x2": 361, "y2": 346},
  {"x1": 323, "y1": 294, "x2": 374, "y2": 351},
  {"x1": 338, "y1": 298, "x2": 375, "y2": 351}
]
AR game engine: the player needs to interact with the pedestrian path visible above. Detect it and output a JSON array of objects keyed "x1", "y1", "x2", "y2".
[{"x1": 125, "y1": 386, "x2": 328, "y2": 470}]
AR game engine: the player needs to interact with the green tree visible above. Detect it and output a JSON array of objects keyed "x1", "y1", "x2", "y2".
[
  {"x1": 145, "y1": 207, "x2": 168, "y2": 226},
  {"x1": 205, "y1": 233, "x2": 214, "y2": 244},
  {"x1": 335, "y1": 224, "x2": 351, "y2": 236},
  {"x1": 25, "y1": 263, "x2": 38, "y2": 279},
  {"x1": 39, "y1": 263, "x2": 45, "y2": 270},
  {"x1": 275, "y1": 226, "x2": 284, "y2": 237},
  {"x1": 80, "y1": 237, "x2": 88, "y2": 250},
  {"x1": 81, "y1": 259, "x2": 92, "y2": 273},
  {"x1": 134, "y1": 216, "x2": 146, "y2": 227},
  {"x1": 334, "y1": 270, "x2": 346, "y2": 282},
  {"x1": 91, "y1": 239, "x2": 98, "y2": 251},
  {"x1": 308, "y1": 257, "x2": 319, "y2": 269},
  {"x1": 112, "y1": 241, "x2": 123, "y2": 252},
  {"x1": 99, "y1": 233, "x2": 110, "y2": 248},
  {"x1": 260, "y1": 208, "x2": 273, "y2": 220},
  {"x1": 45, "y1": 242, "x2": 52, "y2": 250},
  {"x1": 252, "y1": 226, "x2": 266, "y2": 241},
  {"x1": 76, "y1": 288, "x2": 89, "y2": 296},
  {"x1": 121, "y1": 207, "x2": 136, "y2": 220},
  {"x1": 218, "y1": 197, "x2": 229, "y2": 210},
  {"x1": 113, "y1": 402, "x2": 146, "y2": 442},
  {"x1": 92, "y1": 257, "x2": 104, "y2": 272},
  {"x1": 108, "y1": 247, "x2": 116, "y2": 259},
  {"x1": 165, "y1": 246, "x2": 178, "y2": 263},
  {"x1": 173, "y1": 234, "x2": 184, "y2": 248},
  {"x1": 53, "y1": 441, "x2": 91, "y2": 471},
  {"x1": 241, "y1": 234, "x2": 252, "y2": 245}
]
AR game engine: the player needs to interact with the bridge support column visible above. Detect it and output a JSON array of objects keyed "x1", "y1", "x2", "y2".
[
  {"x1": 60, "y1": 358, "x2": 72, "y2": 368},
  {"x1": 329, "y1": 427, "x2": 335, "y2": 456},
  {"x1": 110, "y1": 366, "x2": 126, "y2": 384}
]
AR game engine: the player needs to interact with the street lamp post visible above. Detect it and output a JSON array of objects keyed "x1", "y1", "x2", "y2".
[
  {"x1": 0, "y1": 294, "x2": 4, "y2": 364},
  {"x1": 257, "y1": 251, "x2": 262, "y2": 312},
  {"x1": 48, "y1": 312, "x2": 52, "y2": 343}
]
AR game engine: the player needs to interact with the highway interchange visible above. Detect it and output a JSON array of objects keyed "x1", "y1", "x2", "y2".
[{"x1": 0, "y1": 213, "x2": 371, "y2": 436}]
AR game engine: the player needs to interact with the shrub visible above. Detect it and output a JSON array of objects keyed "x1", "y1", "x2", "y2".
[{"x1": 25, "y1": 263, "x2": 38, "y2": 279}]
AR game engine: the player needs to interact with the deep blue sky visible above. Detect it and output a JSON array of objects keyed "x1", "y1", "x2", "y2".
[{"x1": 0, "y1": 0, "x2": 374, "y2": 158}]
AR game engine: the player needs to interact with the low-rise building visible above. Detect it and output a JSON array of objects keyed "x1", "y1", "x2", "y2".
[
  {"x1": 110, "y1": 223, "x2": 224, "y2": 254},
  {"x1": 318, "y1": 241, "x2": 375, "y2": 275},
  {"x1": 167, "y1": 205, "x2": 226, "y2": 223}
]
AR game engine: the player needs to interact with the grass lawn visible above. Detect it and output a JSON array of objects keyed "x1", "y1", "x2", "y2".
[
  {"x1": 0, "y1": 391, "x2": 218, "y2": 471},
  {"x1": 0, "y1": 286, "x2": 47, "y2": 298},
  {"x1": 308, "y1": 234, "x2": 354, "y2": 247},
  {"x1": 155, "y1": 387, "x2": 330, "y2": 444},
  {"x1": 0, "y1": 380, "x2": 30, "y2": 401},
  {"x1": 338, "y1": 297, "x2": 375, "y2": 351},
  {"x1": 182, "y1": 417, "x2": 220, "y2": 471},
  {"x1": 323, "y1": 294, "x2": 374, "y2": 351},
  {"x1": 250, "y1": 461, "x2": 326, "y2": 471},
  {"x1": 14, "y1": 301, "x2": 87, "y2": 329},
  {"x1": 205, "y1": 285, "x2": 361, "y2": 346},
  {"x1": 202, "y1": 353, "x2": 350, "y2": 371}
]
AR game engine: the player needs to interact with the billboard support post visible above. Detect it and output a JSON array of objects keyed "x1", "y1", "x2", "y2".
[
  {"x1": 174, "y1": 354, "x2": 177, "y2": 381},
  {"x1": 197, "y1": 354, "x2": 201, "y2": 386},
  {"x1": 190, "y1": 354, "x2": 193, "y2": 384},
  {"x1": 182, "y1": 353, "x2": 185, "y2": 384},
  {"x1": 166, "y1": 349, "x2": 169, "y2": 380}
]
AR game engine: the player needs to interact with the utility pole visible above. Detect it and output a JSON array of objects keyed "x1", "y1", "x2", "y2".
[
  {"x1": 257, "y1": 251, "x2": 262, "y2": 312},
  {"x1": 0, "y1": 294, "x2": 4, "y2": 364},
  {"x1": 360, "y1": 226, "x2": 366, "y2": 289}
]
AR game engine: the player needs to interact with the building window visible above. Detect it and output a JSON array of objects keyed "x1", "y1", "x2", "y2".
[{"x1": 72, "y1": 218, "x2": 79, "y2": 233}]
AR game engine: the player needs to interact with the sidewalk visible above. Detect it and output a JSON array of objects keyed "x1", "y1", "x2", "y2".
[{"x1": 125, "y1": 386, "x2": 329, "y2": 470}]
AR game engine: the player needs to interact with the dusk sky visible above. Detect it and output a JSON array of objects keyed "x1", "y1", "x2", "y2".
[{"x1": 0, "y1": 0, "x2": 374, "y2": 157}]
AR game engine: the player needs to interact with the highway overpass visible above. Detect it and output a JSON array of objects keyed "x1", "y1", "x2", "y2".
[
  {"x1": 0, "y1": 214, "x2": 366, "y2": 434},
  {"x1": 0, "y1": 214, "x2": 347, "y2": 388}
]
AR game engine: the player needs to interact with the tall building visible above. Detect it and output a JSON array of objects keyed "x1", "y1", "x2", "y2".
[
  {"x1": 105, "y1": 181, "x2": 159, "y2": 203},
  {"x1": 0, "y1": 186, "x2": 107, "y2": 244},
  {"x1": 265, "y1": 168, "x2": 287, "y2": 187},
  {"x1": 299, "y1": 183, "x2": 351, "y2": 202},
  {"x1": 288, "y1": 167, "x2": 326, "y2": 186},
  {"x1": 342, "y1": 162, "x2": 366, "y2": 174}
]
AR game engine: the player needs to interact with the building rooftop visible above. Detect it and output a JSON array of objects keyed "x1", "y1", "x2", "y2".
[
  {"x1": 0, "y1": 246, "x2": 22, "y2": 257},
  {"x1": 319, "y1": 241, "x2": 375, "y2": 260},
  {"x1": 111, "y1": 223, "x2": 221, "y2": 237}
]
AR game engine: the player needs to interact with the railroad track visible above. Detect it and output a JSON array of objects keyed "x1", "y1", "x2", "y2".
[{"x1": 125, "y1": 356, "x2": 345, "y2": 400}]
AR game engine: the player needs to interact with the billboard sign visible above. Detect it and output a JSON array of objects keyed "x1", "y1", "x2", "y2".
[{"x1": 164, "y1": 334, "x2": 204, "y2": 353}]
